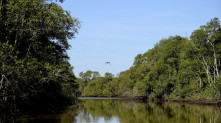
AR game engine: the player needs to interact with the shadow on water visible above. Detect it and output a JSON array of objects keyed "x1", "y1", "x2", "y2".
[{"x1": 2, "y1": 99, "x2": 221, "y2": 123}]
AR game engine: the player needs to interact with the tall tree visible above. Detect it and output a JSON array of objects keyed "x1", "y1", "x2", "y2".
[
  {"x1": 0, "y1": 0, "x2": 80, "y2": 115},
  {"x1": 0, "y1": 0, "x2": 80, "y2": 62},
  {"x1": 191, "y1": 18, "x2": 221, "y2": 86}
]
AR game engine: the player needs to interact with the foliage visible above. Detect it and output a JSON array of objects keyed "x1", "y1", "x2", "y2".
[
  {"x1": 81, "y1": 18, "x2": 221, "y2": 101},
  {"x1": 79, "y1": 70, "x2": 100, "y2": 82},
  {"x1": 81, "y1": 72, "x2": 114, "y2": 97},
  {"x1": 0, "y1": 0, "x2": 80, "y2": 115}
]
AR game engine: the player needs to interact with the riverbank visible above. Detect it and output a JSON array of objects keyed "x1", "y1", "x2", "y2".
[
  {"x1": 80, "y1": 96, "x2": 221, "y2": 106},
  {"x1": 126, "y1": 97, "x2": 221, "y2": 106},
  {"x1": 161, "y1": 99, "x2": 221, "y2": 107},
  {"x1": 134, "y1": 98, "x2": 221, "y2": 107}
]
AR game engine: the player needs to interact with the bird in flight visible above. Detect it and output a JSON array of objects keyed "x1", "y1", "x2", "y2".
[{"x1": 105, "y1": 62, "x2": 111, "y2": 65}]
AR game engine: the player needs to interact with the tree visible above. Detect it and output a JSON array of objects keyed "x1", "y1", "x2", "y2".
[
  {"x1": 105, "y1": 72, "x2": 114, "y2": 80},
  {"x1": 0, "y1": 0, "x2": 80, "y2": 62},
  {"x1": 133, "y1": 81, "x2": 148, "y2": 96},
  {"x1": 79, "y1": 70, "x2": 101, "y2": 82},
  {"x1": 78, "y1": 18, "x2": 221, "y2": 101},
  {"x1": 0, "y1": 0, "x2": 80, "y2": 114},
  {"x1": 190, "y1": 18, "x2": 221, "y2": 87},
  {"x1": 82, "y1": 77, "x2": 106, "y2": 97}
]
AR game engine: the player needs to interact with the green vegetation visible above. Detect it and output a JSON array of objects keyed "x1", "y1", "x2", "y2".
[
  {"x1": 81, "y1": 18, "x2": 221, "y2": 100},
  {"x1": 0, "y1": 0, "x2": 220, "y2": 120},
  {"x1": 0, "y1": 0, "x2": 80, "y2": 116}
]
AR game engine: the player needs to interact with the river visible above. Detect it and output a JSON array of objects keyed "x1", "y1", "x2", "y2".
[{"x1": 14, "y1": 98, "x2": 221, "y2": 123}]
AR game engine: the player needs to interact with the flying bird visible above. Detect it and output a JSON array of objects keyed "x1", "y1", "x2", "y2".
[{"x1": 105, "y1": 62, "x2": 111, "y2": 65}]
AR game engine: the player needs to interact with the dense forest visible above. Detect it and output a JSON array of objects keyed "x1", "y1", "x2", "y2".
[
  {"x1": 79, "y1": 18, "x2": 221, "y2": 100},
  {"x1": 0, "y1": 0, "x2": 79, "y2": 116}
]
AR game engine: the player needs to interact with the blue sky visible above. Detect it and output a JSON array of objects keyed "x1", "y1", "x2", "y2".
[{"x1": 59, "y1": 0, "x2": 221, "y2": 77}]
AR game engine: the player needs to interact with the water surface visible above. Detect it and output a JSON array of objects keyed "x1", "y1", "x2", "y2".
[{"x1": 15, "y1": 98, "x2": 221, "y2": 123}]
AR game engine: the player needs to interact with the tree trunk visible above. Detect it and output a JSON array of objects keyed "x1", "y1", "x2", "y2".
[{"x1": 212, "y1": 43, "x2": 219, "y2": 78}]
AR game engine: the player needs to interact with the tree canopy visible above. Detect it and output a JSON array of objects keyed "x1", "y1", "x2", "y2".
[
  {"x1": 80, "y1": 18, "x2": 221, "y2": 100},
  {"x1": 0, "y1": 0, "x2": 80, "y2": 116}
]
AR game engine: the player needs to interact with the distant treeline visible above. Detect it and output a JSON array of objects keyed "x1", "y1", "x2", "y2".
[
  {"x1": 78, "y1": 18, "x2": 221, "y2": 100},
  {"x1": 0, "y1": 0, "x2": 79, "y2": 116}
]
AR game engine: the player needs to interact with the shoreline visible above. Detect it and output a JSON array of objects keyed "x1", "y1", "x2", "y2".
[
  {"x1": 79, "y1": 96, "x2": 221, "y2": 106},
  {"x1": 160, "y1": 99, "x2": 221, "y2": 107}
]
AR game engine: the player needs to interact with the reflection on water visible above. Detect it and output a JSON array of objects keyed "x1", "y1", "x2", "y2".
[{"x1": 14, "y1": 99, "x2": 221, "y2": 123}]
